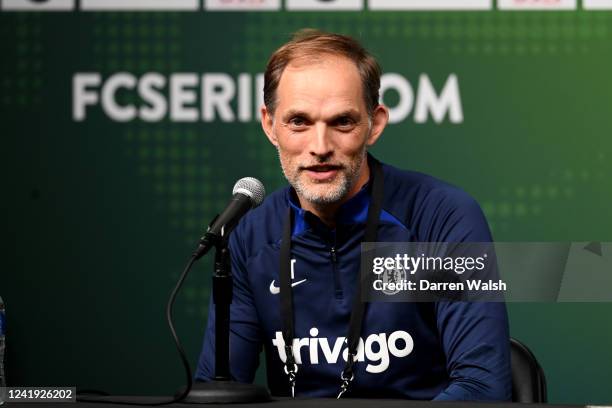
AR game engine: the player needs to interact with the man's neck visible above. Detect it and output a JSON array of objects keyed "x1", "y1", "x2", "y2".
[{"x1": 297, "y1": 160, "x2": 371, "y2": 228}]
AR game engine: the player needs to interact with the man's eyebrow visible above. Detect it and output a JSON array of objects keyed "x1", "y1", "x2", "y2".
[
  {"x1": 281, "y1": 109, "x2": 362, "y2": 122},
  {"x1": 328, "y1": 110, "x2": 361, "y2": 121},
  {"x1": 281, "y1": 110, "x2": 311, "y2": 121}
]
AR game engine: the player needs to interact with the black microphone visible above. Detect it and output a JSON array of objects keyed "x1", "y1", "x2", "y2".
[{"x1": 194, "y1": 177, "x2": 265, "y2": 259}]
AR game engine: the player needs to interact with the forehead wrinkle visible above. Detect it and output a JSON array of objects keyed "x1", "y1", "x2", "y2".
[{"x1": 275, "y1": 55, "x2": 366, "y2": 119}]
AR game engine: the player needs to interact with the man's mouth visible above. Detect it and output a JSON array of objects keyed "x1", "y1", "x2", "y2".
[{"x1": 301, "y1": 164, "x2": 343, "y2": 181}]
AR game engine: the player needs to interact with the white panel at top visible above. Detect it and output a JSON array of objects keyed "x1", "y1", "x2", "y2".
[
  {"x1": 584, "y1": 0, "x2": 612, "y2": 9},
  {"x1": 1, "y1": 0, "x2": 74, "y2": 11},
  {"x1": 369, "y1": 0, "x2": 491, "y2": 10},
  {"x1": 81, "y1": 0, "x2": 198, "y2": 11},
  {"x1": 286, "y1": 0, "x2": 363, "y2": 11},
  {"x1": 497, "y1": 0, "x2": 576, "y2": 10},
  {"x1": 205, "y1": 0, "x2": 281, "y2": 11}
]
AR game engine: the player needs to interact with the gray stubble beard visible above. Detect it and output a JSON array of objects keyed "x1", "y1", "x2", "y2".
[{"x1": 276, "y1": 145, "x2": 367, "y2": 208}]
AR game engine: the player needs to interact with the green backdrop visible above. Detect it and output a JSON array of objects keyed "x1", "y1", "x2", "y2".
[{"x1": 2, "y1": 3, "x2": 612, "y2": 405}]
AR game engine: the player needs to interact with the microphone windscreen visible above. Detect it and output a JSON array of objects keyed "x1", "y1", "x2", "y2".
[{"x1": 232, "y1": 177, "x2": 266, "y2": 208}]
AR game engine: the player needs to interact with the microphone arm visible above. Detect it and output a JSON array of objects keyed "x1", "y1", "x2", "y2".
[
  {"x1": 192, "y1": 214, "x2": 221, "y2": 260},
  {"x1": 193, "y1": 193, "x2": 254, "y2": 260}
]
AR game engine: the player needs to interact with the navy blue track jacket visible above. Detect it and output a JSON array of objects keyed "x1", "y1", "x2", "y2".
[{"x1": 196, "y1": 159, "x2": 511, "y2": 401}]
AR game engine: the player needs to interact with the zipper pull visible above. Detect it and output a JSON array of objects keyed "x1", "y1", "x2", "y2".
[{"x1": 330, "y1": 247, "x2": 337, "y2": 263}]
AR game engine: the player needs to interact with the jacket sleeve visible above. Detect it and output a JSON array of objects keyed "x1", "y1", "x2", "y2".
[
  {"x1": 432, "y1": 301, "x2": 511, "y2": 401},
  {"x1": 195, "y1": 225, "x2": 263, "y2": 383},
  {"x1": 424, "y1": 189, "x2": 511, "y2": 401}
]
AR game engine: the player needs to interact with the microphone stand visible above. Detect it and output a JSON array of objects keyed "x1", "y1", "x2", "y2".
[{"x1": 182, "y1": 232, "x2": 271, "y2": 403}]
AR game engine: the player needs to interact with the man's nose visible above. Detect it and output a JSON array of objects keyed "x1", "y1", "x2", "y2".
[{"x1": 309, "y1": 122, "x2": 333, "y2": 158}]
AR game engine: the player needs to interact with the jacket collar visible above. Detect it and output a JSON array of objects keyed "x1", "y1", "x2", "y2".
[{"x1": 285, "y1": 155, "x2": 376, "y2": 236}]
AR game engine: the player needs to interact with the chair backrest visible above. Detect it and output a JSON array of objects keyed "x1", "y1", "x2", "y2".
[{"x1": 510, "y1": 338, "x2": 547, "y2": 403}]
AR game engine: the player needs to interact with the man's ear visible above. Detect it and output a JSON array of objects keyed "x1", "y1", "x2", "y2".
[
  {"x1": 261, "y1": 105, "x2": 277, "y2": 147},
  {"x1": 366, "y1": 104, "x2": 389, "y2": 147}
]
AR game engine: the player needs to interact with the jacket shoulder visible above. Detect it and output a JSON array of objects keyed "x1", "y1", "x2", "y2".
[
  {"x1": 381, "y1": 162, "x2": 490, "y2": 242},
  {"x1": 229, "y1": 186, "x2": 288, "y2": 259}
]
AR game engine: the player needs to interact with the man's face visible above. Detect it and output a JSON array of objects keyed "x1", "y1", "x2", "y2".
[{"x1": 262, "y1": 55, "x2": 387, "y2": 208}]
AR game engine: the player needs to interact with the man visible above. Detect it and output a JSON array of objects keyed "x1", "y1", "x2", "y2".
[{"x1": 196, "y1": 29, "x2": 511, "y2": 400}]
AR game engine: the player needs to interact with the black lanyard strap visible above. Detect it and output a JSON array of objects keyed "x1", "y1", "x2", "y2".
[
  {"x1": 279, "y1": 156, "x2": 384, "y2": 398},
  {"x1": 280, "y1": 205, "x2": 298, "y2": 397}
]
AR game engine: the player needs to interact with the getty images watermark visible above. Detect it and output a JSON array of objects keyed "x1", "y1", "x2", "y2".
[{"x1": 361, "y1": 242, "x2": 612, "y2": 302}]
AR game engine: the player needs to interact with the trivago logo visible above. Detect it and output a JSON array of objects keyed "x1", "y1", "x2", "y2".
[
  {"x1": 72, "y1": 72, "x2": 464, "y2": 125},
  {"x1": 271, "y1": 328, "x2": 414, "y2": 374}
]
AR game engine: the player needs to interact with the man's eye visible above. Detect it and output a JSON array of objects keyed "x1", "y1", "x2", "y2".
[
  {"x1": 335, "y1": 117, "x2": 355, "y2": 128},
  {"x1": 288, "y1": 117, "x2": 308, "y2": 128}
]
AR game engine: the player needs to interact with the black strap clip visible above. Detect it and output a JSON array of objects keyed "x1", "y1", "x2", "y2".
[
  {"x1": 283, "y1": 345, "x2": 298, "y2": 398},
  {"x1": 337, "y1": 352, "x2": 357, "y2": 398}
]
